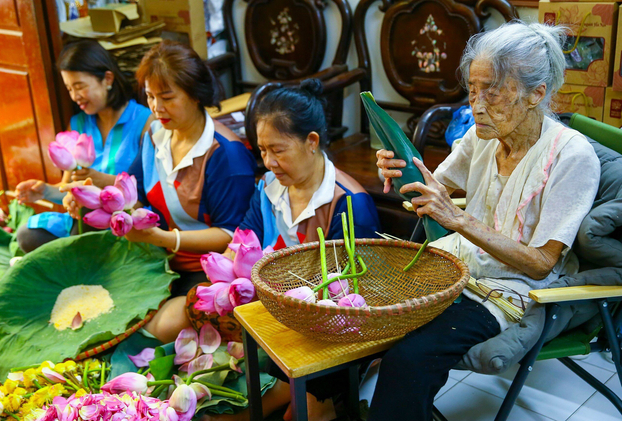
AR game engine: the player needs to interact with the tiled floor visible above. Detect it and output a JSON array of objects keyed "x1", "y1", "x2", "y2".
[{"x1": 358, "y1": 352, "x2": 622, "y2": 420}]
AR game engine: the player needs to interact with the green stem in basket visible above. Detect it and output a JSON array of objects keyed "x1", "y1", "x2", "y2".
[
  {"x1": 403, "y1": 238, "x2": 429, "y2": 272},
  {"x1": 312, "y1": 255, "x2": 367, "y2": 292},
  {"x1": 312, "y1": 262, "x2": 351, "y2": 293},
  {"x1": 317, "y1": 228, "x2": 329, "y2": 299},
  {"x1": 341, "y1": 212, "x2": 358, "y2": 293}
]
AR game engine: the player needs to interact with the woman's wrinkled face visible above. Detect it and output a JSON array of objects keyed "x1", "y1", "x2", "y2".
[
  {"x1": 61, "y1": 70, "x2": 109, "y2": 115},
  {"x1": 257, "y1": 120, "x2": 315, "y2": 187},
  {"x1": 468, "y1": 59, "x2": 530, "y2": 141},
  {"x1": 145, "y1": 78, "x2": 199, "y2": 131}
]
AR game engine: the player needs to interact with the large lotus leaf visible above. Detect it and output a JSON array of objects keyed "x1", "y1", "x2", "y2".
[
  {"x1": 0, "y1": 228, "x2": 12, "y2": 277},
  {"x1": 0, "y1": 231, "x2": 178, "y2": 378}
]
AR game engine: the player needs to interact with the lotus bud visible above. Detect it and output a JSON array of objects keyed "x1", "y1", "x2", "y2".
[
  {"x1": 228, "y1": 228, "x2": 261, "y2": 252},
  {"x1": 232, "y1": 243, "x2": 263, "y2": 279},
  {"x1": 169, "y1": 384, "x2": 197, "y2": 421},
  {"x1": 327, "y1": 274, "x2": 349, "y2": 301},
  {"x1": 131, "y1": 208, "x2": 160, "y2": 230},
  {"x1": 128, "y1": 348, "x2": 156, "y2": 368},
  {"x1": 110, "y1": 211, "x2": 133, "y2": 237},
  {"x1": 114, "y1": 172, "x2": 138, "y2": 210},
  {"x1": 41, "y1": 367, "x2": 66, "y2": 384},
  {"x1": 200, "y1": 252, "x2": 235, "y2": 283},
  {"x1": 227, "y1": 342, "x2": 244, "y2": 359},
  {"x1": 100, "y1": 186, "x2": 125, "y2": 213},
  {"x1": 214, "y1": 285, "x2": 234, "y2": 316},
  {"x1": 74, "y1": 133, "x2": 95, "y2": 168},
  {"x1": 174, "y1": 327, "x2": 199, "y2": 365},
  {"x1": 337, "y1": 294, "x2": 367, "y2": 308},
  {"x1": 228, "y1": 278, "x2": 255, "y2": 307},
  {"x1": 101, "y1": 373, "x2": 149, "y2": 394},
  {"x1": 71, "y1": 185, "x2": 102, "y2": 210},
  {"x1": 194, "y1": 283, "x2": 229, "y2": 314},
  {"x1": 284, "y1": 286, "x2": 316, "y2": 303},
  {"x1": 83, "y1": 209, "x2": 112, "y2": 230},
  {"x1": 48, "y1": 142, "x2": 76, "y2": 171},
  {"x1": 317, "y1": 299, "x2": 338, "y2": 306}
]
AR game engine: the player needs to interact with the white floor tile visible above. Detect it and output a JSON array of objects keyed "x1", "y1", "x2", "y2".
[
  {"x1": 449, "y1": 368, "x2": 471, "y2": 381},
  {"x1": 462, "y1": 359, "x2": 613, "y2": 420},
  {"x1": 435, "y1": 377, "x2": 459, "y2": 401},
  {"x1": 434, "y1": 382, "x2": 556, "y2": 421},
  {"x1": 567, "y1": 374, "x2": 622, "y2": 421},
  {"x1": 576, "y1": 352, "x2": 616, "y2": 373}
]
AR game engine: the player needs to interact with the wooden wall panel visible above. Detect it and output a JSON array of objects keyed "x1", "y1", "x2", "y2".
[
  {"x1": 0, "y1": 30, "x2": 26, "y2": 66},
  {"x1": 0, "y1": 0, "x2": 19, "y2": 29}
]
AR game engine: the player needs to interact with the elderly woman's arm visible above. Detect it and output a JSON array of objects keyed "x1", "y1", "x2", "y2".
[{"x1": 402, "y1": 157, "x2": 564, "y2": 280}]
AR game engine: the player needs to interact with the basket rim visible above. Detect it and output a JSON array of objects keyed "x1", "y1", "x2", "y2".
[{"x1": 251, "y1": 238, "x2": 470, "y2": 317}]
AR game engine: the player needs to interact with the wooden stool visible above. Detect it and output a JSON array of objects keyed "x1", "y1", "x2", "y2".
[{"x1": 234, "y1": 301, "x2": 402, "y2": 421}]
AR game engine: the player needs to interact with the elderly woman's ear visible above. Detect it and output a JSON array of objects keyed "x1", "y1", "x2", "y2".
[
  {"x1": 528, "y1": 84, "x2": 547, "y2": 109},
  {"x1": 305, "y1": 131, "x2": 321, "y2": 153}
]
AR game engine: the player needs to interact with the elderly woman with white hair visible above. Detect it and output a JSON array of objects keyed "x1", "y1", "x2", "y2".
[{"x1": 369, "y1": 21, "x2": 601, "y2": 419}]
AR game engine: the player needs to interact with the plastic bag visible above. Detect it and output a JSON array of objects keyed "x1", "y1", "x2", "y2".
[{"x1": 445, "y1": 105, "x2": 474, "y2": 147}]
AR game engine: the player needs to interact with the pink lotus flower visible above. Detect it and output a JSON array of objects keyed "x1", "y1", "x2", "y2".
[
  {"x1": 337, "y1": 293, "x2": 367, "y2": 308},
  {"x1": 41, "y1": 367, "x2": 66, "y2": 383},
  {"x1": 128, "y1": 348, "x2": 156, "y2": 368},
  {"x1": 200, "y1": 252, "x2": 235, "y2": 283},
  {"x1": 48, "y1": 142, "x2": 77, "y2": 171},
  {"x1": 214, "y1": 285, "x2": 234, "y2": 316},
  {"x1": 194, "y1": 283, "x2": 229, "y2": 313},
  {"x1": 100, "y1": 186, "x2": 125, "y2": 213},
  {"x1": 189, "y1": 382, "x2": 211, "y2": 400},
  {"x1": 198, "y1": 324, "x2": 221, "y2": 354},
  {"x1": 131, "y1": 208, "x2": 160, "y2": 230},
  {"x1": 169, "y1": 384, "x2": 197, "y2": 421},
  {"x1": 174, "y1": 327, "x2": 198, "y2": 365},
  {"x1": 114, "y1": 172, "x2": 138, "y2": 210},
  {"x1": 110, "y1": 211, "x2": 133, "y2": 236},
  {"x1": 78, "y1": 403, "x2": 102, "y2": 420},
  {"x1": 327, "y1": 274, "x2": 349, "y2": 301},
  {"x1": 263, "y1": 245, "x2": 275, "y2": 255},
  {"x1": 101, "y1": 372, "x2": 149, "y2": 394},
  {"x1": 228, "y1": 228, "x2": 261, "y2": 252},
  {"x1": 228, "y1": 278, "x2": 255, "y2": 307},
  {"x1": 74, "y1": 133, "x2": 95, "y2": 168},
  {"x1": 83, "y1": 209, "x2": 112, "y2": 229},
  {"x1": 229, "y1": 356, "x2": 243, "y2": 373},
  {"x1": 232, "y1": 243, "x2": 263, "y2": 279},
  {"x1": 284, "y1": 286, "x2": 316, "y2": 303},
  {"x1": 227, "y1": 342, "x2": 244, "y2": 359},
  {"x1": 317, "y1": 299, "x2": 338, "y2": 306},
  {"x1": 71, "y1": 185, "x2": 102, "y2": 210}
]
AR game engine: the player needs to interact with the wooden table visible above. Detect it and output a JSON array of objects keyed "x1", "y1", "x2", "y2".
[{"x1": 234, "y1": 301, "x2": 402, "y2": 421}]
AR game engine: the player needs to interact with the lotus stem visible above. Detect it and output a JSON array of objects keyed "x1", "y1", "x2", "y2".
[
  {"x1": 5, "y1": 411, "x2": 19, "y2": 420},
  {"x1": 346, "y1": 196, "x2": 358, "y2": 293},
  {"x1": 403, "y1": 239, "x2": 429, "y2": 272},
  {"x1": 147, "y1": 380, "x2": 174, "y2": 386},
  {"x1": 100, "y1": 362, "x2": 106, "y2": 388},
  {"x1": 186, "y1": 358, "x2": 245, "y2": 385},
  {"x1": 150, "y1": 384, "x2": 166, "y2": 398},
  {"x1": 341, "y1": 212, "x2": 358, "y2": 293},
  {"x1": 83, "y1": 362, "x2": 89, "y2": 389},
  {"x1": 192, "y1": 379, "x2": 245, "y2": 397},
  {"x1": 64, "y1": 379, "x2": 80, "y2": 392},
  {"x1": 10, "y1": 364, "x2": 40, "y2": 372},
  {"x1": 211, "y1": 391, "x2": 248, "y2": 401},
  {"x1": 312, "y1": 256, "x2": 367, "y2": 292},
  {"x1": 317, "y1": 228, "x2": 329, "y2": 299}
]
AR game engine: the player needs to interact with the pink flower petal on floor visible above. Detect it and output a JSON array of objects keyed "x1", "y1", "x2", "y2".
[
  {"x1": 128, "y1": 348, "x2": 156, "y2": 368},
  {"x1": 198, "y1": 324, "x2": 221, "y2": 354},
  {"x1": 174, "y1": 327, "x2": 199, "y2": 365}
]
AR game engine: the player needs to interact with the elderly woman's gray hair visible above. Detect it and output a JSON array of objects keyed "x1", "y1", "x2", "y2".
[{"x1": 459, "y1": 20, "x2": 567, "y2": 115}]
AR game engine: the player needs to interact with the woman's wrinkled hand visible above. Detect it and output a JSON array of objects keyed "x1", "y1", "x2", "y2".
[
  {"x1": 401, "y1": 157, "x2": 463, "y2": 230},
  {"x1": 61, "y1": 178, "x2": 93, "y2": 219},
  {"x1": 125, "y1": 226, "x2": 160, "y2": 245},
  {"x1": 375, "y1": 149, "x2": 406, "y2": 194},
  {"x1": 15, "y1": 179, "x2": 47, "y2": 204},
  {"x1": 71, "y1": 168, "x2": 108, "y2": 186}
]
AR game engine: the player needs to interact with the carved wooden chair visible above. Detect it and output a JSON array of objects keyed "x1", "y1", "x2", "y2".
[
  {"x1": 353, "y1": 0, "x2": 517, "y2": 154},
  {"x1": 207, "y1": 0, "x2": 360, "y2": 140}
]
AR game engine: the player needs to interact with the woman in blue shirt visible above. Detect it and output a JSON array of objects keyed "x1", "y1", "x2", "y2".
[{"x1": 15, "y1": 40, "x2": 153, "y2": 252}]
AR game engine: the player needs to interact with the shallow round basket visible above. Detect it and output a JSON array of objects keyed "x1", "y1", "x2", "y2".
[{"x1": 251, "y1": 239, "x2": 469, "y2": 342}]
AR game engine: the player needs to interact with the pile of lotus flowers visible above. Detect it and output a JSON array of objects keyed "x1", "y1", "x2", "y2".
[
  {"x1": 48, "y1": 131, "x2": 95, "y2": 171},
  {"x1": 194, "y1": 228, "x2": 273, "y2": 316},
  {"x1": 71, "y1": 172, "x2": 159, "y2": 236}
]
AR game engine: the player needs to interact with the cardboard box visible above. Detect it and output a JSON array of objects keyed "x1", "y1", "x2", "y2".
[
  {"x1": 142, "y1": 0, "x2": 207, "y2": 59},
  {"x1": 88, "y1": 3, "x2": 139, "y2": 33},
  {"x1": 603, "y1": 87, "x2": 622, "y2": 127},
  {"x1": 613, "y1": 12, "x2": 622, "y2": 91},
  {"x1": 539, "y1": 2, "x2": 619, "y2": 87},
  {"x1": 552, "y1": 83, "x2": 605, "y2": 121}
]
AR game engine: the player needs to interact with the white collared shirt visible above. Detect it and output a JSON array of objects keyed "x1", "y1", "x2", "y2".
[
  {"x1": 152, "y1": 110, "x2": 215, "y2": 187},
  {"x1": 264, "y1": 152, "x2": 336, "y2": 244}
]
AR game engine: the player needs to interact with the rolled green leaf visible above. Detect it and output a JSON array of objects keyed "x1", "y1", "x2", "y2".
[{"x1": 360, "y1": 92, "x2": 448, "y2": 242}]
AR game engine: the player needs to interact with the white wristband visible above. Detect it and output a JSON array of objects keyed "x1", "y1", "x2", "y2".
[{"x1": 172, "y1": 228, "x2": 181, "y2": 253}]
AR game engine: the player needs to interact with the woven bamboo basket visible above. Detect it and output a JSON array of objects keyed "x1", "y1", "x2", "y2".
[{"x1": 251, "y1": 239, "x2": 470, "y2": 342}]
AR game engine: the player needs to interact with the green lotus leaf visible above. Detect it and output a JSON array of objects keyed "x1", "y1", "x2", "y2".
[{"x1": 0, "y1": 231, "x2": 178, "y2": 378}]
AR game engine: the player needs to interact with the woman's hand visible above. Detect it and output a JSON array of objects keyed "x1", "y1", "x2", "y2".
[
  {"x1": 71, "y1": 168, "x2": 114, "y2": 187},
  {"x1": 376, "y1": 149, "x2": 406, "y2": 194},
  {"x1": 15, "y1": 179, "x2": 47, "y2": 204},
  {"x1": 125, "y1": 226, "x2": 174, "y2": 249},
  {"x1": 400, "y1": 157, "x2": 464, "y2": 230},
  {"x1": 60, "y1": 178, "x2": 93, "y2": 219}
]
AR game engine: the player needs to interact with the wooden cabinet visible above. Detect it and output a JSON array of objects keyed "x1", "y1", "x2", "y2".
[{"x1": 0, "y1": 0, "x2": 70, "y2": 190}]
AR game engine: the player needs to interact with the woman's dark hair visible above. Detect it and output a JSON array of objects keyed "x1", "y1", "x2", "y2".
[
  {"x1": 136, "y1": 40, "x2": 221, "y2": 111},
  {"x1": 255, "y1": 79, "x2": 328, "y2": 146},
  {"x1": 57, "y1": 40, "x2": 132, "y2": 110}
]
